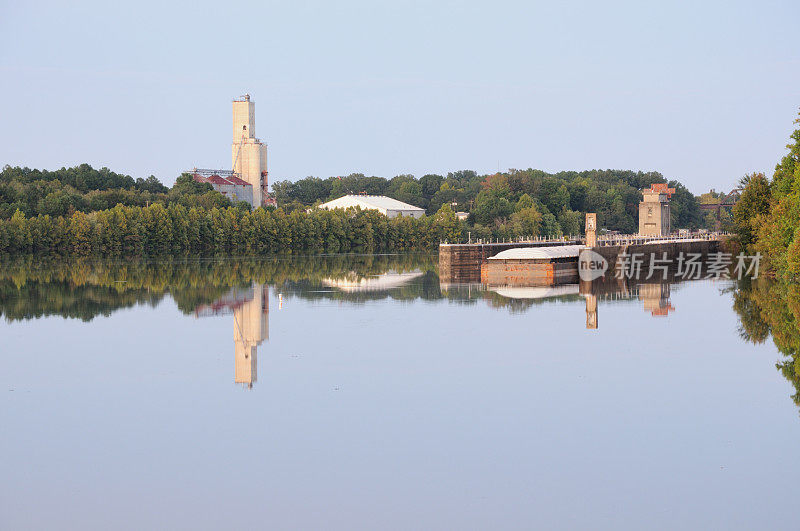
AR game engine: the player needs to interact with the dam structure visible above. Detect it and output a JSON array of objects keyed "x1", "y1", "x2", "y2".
[
  {"x1": 440, "y1": 184, "x2": 727, "y2": 286},
  {"x1": 440, "y1": 220, "x2": 724, "y2": 287}
]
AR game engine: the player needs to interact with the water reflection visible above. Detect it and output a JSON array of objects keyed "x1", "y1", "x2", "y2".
[
  {"x1": 731, "y1": 278, "x2": 800, "y2": 408},
  {"x1": 579, "y1": 278, "x2": 675, "y2": 328},
  {"x1": 0, "y1": 255, "x2": 686, "y2": 325},
  {"x1": 3, "y1": 254, "x2": 799, "y2": 408},
  {"x1": 6, "y1": 255, "x2": 800, "y2": 529},
  {"x1": 195, "y1": 283, "x2": 269, "y2": 388},
  {"x1": 0, "y1": 254, "x2": 438, "y2": 322},
  {"x1": 481, "y1": 277, "x2": 677, "y2": 329},
  {"x1": 233, "y1": 284, "x2": 268, "y2": 388},
  {"x1": 321, "y1": 270, "x2": 425, "y2": 292},
  {"x1": 585, "y1": 292, "x2": 598, "y2": 329},
  {"x1": 199, "y1": 270, "x2": 428, "y2": 389},
  {"x1": 640, "y1": 283, "x2": 674, "y2": 317}
]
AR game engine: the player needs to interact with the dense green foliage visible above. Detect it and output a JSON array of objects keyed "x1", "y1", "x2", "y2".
[
  {"x1": 274, "y1": 168, "x2": 702, "y2": 234},
  {"x1": 0, "y1": 202, "x2": 463, "y2": 256},
  {"x1": 0, "y1": 163, "x2": 706, "y2": 255},
  {"x1": 732, "y1": 111, "x2": 800, "y2": 278},
  {"x1": 0, "y1": 164, "x2": 232, "y2": 219}
]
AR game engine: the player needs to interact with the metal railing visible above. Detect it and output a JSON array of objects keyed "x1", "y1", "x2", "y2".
[
  {"x1": 593, "y1": 231, "x2": 727, "y2": 247},
  {"x1": 441, "y1": 232, "x2": 728, "y2": 246},
  {"x1": 189, "y1": 168, "x2": 236, "y2": 177}
]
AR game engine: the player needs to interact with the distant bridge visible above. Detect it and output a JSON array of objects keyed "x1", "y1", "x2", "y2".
[{"x1": 698, "y1": 188, "x2": 741, "y2": 222}]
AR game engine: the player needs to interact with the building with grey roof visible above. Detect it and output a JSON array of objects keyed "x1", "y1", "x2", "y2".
[{"x1": 316, "y1": 194, "x2": 425, "y2": 218}]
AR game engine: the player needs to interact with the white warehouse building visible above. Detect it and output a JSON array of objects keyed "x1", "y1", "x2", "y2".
[{"x1": 317, "y1": 195, "x2": 426, "y2": 218}]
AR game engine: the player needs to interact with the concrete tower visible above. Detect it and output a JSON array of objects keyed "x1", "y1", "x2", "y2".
[
  {"x1": 231, "y1": 94, "x2": 268, "y2": 208},
  {"x1": 233, "y1": 283, "x2": 269, "y2": 388},
  {"x1": 585, "y1": 213, "x2": 597, "y2": 247},
  {"x1": 638, "y1": 183, "x2": 674, "y2": 236}
]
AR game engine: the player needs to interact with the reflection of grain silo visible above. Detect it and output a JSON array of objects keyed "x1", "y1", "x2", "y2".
[{"x1": 234, "y1": 284, "x2": 269, "y2": 388}]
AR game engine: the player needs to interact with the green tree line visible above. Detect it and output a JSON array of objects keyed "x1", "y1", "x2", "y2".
[
  {"x1": 1, "y1": 163, "x2": 707, "y2": 254},
  {"x1": 0, "y1": 202, "x2": 463, "y2": 256}
]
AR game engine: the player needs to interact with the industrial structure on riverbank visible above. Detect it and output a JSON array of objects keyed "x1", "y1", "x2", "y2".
[
  {"x1": 189, "y1": 94, "x2": 275, "y2": 208},
  {"x1": 231, "y1": 94, "x2": 270, "y2": 208},
  {"x1": 190, "y1": 170, "x2": 254, "y2": 204}
]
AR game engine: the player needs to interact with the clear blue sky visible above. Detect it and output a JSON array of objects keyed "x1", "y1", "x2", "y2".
[{"x1": 1, "y1": 0, "x2": 798, "y2": 193}]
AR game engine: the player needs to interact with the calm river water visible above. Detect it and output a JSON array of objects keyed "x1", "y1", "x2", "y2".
[{"x1": 2, "y1": 254, "x2": 799, "y2": 530}]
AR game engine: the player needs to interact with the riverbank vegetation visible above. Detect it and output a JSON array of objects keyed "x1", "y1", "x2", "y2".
[
  {"x1": 732, "y1": 111, "x2": 800, "y2": 278},
  {"x1": 0, "y1": 163, "x2": 706, "y2": 256},
  {"x1": 0, "y1": 202, "x2": 463, "y2": 256}
]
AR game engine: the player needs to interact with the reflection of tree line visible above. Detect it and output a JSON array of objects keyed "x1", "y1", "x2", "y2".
[
  {"x1": 1, "y1": 254, "x2": 702, "y2": 324},
  {"x1": 12, "y1": 256, "x2": 799, "y2": 411},
  {"x1": 733, "y1": 279, "x2": 800, "y2": 408},
  {"x1": 0, "y1": 280, "x2": 166, "y2": 322},
  {"x1": 0, "y1": 254, "x2": 438, "y2": 321}
]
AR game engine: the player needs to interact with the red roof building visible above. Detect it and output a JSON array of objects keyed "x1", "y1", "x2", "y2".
[{"x1": 226, "y1": 175, "x2": 251, "y2": 186}]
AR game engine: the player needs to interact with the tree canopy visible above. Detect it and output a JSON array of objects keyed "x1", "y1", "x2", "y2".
[
  {"x1": 271, "y1": 168, "x2": 703, "y2": 236},
  {"x1": 733, "y1": 110, "x2": 800, "y2": 278},
  {"x1": 0, "y1": 165, "x2": 229, "y2": 219}
]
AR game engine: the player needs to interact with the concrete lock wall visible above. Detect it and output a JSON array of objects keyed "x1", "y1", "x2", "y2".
[{"x1": 591, "y1": 240, "x2": 721, "y2": 275}]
